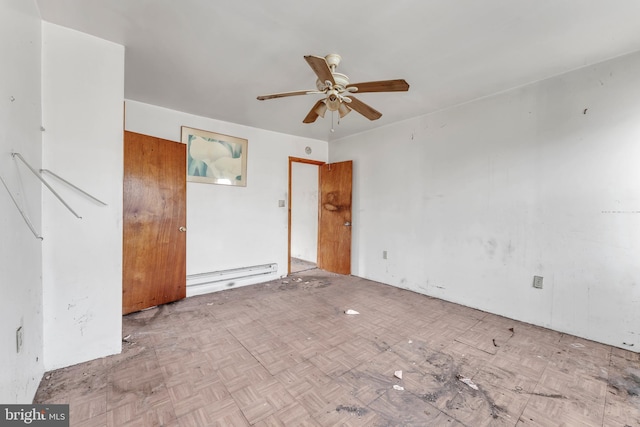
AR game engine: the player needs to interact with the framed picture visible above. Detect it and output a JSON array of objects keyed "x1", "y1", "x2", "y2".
[{"x1": 181, "y1": 126, "x2": 248, "y2": 186}]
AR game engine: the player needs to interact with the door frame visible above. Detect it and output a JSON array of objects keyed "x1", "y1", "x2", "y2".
[{"x1": 288, "y1": 156, "x2": 325, "y2": 275}]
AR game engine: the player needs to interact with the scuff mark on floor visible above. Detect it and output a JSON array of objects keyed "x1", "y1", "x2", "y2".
[
  {"x1": 343, "y1": 339, "x2": 507, "y2": 423},
  {"x1": 608, "y1": 368, "x2": 640, "y2": 396},
  {"x1": 335, "y1": 404, "x2": 368, "y2": 416},
  {"x1": 530, "y1": 392, "x2": 566, "y2": 399}
]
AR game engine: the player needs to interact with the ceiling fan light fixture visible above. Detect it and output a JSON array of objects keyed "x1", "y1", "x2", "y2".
[
  {"x1": 315, "y1": 101, "x2": 328, "y2": 118},
  {"x1": 338, "y1": 102, "x2": 351, "y2": 118},
  {"x1": 326, "y1": 90, "x2": 340, "y2": 111}
]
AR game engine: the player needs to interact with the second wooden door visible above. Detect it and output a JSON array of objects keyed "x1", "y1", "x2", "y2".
[{"x1": 317, "y1": 160, "x2": 352, "y2": 275}]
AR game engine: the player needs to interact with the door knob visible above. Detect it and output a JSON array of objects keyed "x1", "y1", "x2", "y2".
[
  {"x1": 344, "y1": 221, "x2": 351, "y2": 226},
  {"x1": 179, "y1": 226, "x2": 187, "y2": 232}
]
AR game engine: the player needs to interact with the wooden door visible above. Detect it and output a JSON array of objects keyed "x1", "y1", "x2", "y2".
[
  {"x1": 317, "y1": 160, "x2": 352, "y2": 274},
  {"x1": 122, "y1": 131, "x2": 186, "y2": 314}
]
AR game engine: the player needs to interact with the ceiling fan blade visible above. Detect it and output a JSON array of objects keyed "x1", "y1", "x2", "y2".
[
  {"x1": 346, "y1": 96, "x2": 382, "y2": 120},
  {"x1": 346, "y1": 79, "x2": 409, "y2": 93},
  {"x1": 303, "y1": 100, "x2": 327, "y2": 123},
  {"x1": 257, "y1": 90, "x2": 316, "y2": 101},
  {"x1": 304, "y1": 55, "x2": 335, "y2": 86}
]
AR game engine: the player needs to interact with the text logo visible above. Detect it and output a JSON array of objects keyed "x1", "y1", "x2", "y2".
[{"x1": 0, "y1": 405, "x2": 68, "y2": 426}]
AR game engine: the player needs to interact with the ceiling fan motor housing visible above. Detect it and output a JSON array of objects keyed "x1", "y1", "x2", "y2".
[{"x1": 316, "y1": 72, "x2": 349, "y2": 92}]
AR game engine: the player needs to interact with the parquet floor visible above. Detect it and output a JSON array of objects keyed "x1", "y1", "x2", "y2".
[{"x1": 34, "y1": 269, "x2": 640, "y2": 426}]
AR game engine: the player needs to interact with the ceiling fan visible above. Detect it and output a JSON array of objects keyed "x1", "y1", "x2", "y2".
[{"x1": 257, "y1": 54, "x2": 409, "y2": 124}]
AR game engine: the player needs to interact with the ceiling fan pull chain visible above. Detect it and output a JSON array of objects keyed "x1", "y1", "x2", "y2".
[{"x1": 331, "y1": 110, "x2": 335, "y2": 133}]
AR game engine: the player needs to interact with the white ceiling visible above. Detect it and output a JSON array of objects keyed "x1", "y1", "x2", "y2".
[{"x1": 36, "y1": 0, "x2": 640, "y2": 142}]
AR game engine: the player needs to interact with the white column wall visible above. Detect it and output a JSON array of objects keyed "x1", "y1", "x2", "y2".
[
  {"x1": 0, "y1": 0, "x2": 44, "y2": 403},
  {"x1": 330, "y1": 51, "x2": 640, "y2": 351},
  {"x1": 125, "y1": 101, "x2": 328, "y2": 285},
  {"x1": 41, "y1": 23, "x2": 125, "y2": 370}
]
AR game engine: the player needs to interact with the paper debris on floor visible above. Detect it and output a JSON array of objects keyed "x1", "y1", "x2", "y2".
[
  {"x1": 458, "y1": 376, "x2": 479, "y2": 390},
  {"x1": 345, "y1": 309, "x2": 360, "y2": 315},
  {"x1": 394, "y1": 370, "x2": 403, "y2": 379},
  {"x1": 393, "y1": 385, "x2": 404, "y2": 391}
]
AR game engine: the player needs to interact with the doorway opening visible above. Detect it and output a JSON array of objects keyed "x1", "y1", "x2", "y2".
[{"x1": 288, "y1": 157, "x2": 324, "y2": 274}]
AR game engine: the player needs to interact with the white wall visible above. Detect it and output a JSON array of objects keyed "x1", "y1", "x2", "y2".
[
  {"x1": 331, "y1": 51, "x2": 640, "y2": 351},
  {"x1": 41, "y1": 23, "x2": 124, "y2": 370},
  {"x1": 291, "y1": 162, "x2": 318, "y2": 262},
  {"x1": 125, "y1": 101, "x2": 328, "y2": 292},
  {"x1": 0, "y1": 0, "x2": 44, "y2": 403}
]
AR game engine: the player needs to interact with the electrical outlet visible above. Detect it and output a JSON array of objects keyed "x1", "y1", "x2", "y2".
[
  {"x1": 383, "y1": 250, "x2": 388, "y2": 260},
  {"x1": 278, "y1": 200, "x2": 285, "y2": 207},
  {"x1": 16, "y1": 326, "x2": 23, "y2": 353},
  {"x1": 533, "y1": 276, "x2": 543, "y2": 289}
]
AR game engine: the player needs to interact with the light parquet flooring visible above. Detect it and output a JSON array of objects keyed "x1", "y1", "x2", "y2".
[{"x1": 34, "y1": 269, "x2": 640, "y2": 426}]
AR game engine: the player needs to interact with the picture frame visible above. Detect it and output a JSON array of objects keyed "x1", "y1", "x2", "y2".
[{"x1": 181, "y1": 126, "x2": 248, "y2": 186}]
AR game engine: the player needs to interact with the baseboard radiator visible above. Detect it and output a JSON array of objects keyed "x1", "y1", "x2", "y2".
[{"x1": 186, "y1": 263, "x2": 279, "y2": 297}]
